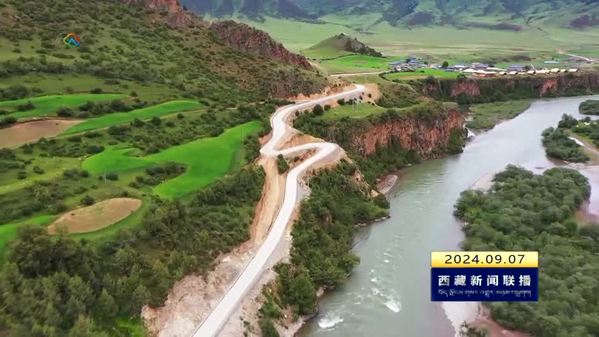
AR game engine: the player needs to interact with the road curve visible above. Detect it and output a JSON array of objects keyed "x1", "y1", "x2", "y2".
[{"x1": 192, "y1": 84, "x2": 365, "y2": 337}]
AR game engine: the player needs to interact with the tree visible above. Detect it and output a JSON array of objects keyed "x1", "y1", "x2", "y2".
[
  {"x1": 68, "y1": 316, "x2": 109, "y2": 337},
  {"x1": 81, "y1": 195, "x2": 95, "y2": 206},
  {"x1": 131, "y1": 284, "x2": 151, "y2": 309},
  {"x1": 312, "y1": 104, "x2": 324, "y2": 116},
  {"x1": 442, "y1": 61, "x2": 449, "y2": 68},
  {"x1": 287, "y1": 271, "x2": 316, "y2": 315},
  {"x1": 276, "y1": 154, "x2": 289, "y2": 174},
  {"x1": 150, "y1": 116, "x2": 161, "y2": 126},
  {"x1": 96, "y1": 289, "x2": 117, "y2": 321}
]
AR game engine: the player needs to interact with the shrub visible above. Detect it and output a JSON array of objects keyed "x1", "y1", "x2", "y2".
[
  {"x1": 277, "y1": 154, "x2": 289, "y2": 174},
  {"x1": 57, "y1": 107, "x2": 74, "y2": 117},
  {"x1": 16, "y1": 101, "x2": 35, "y2": 111},
  {"x1": 90, "y1": 88, "x2": 104, "y2": 94},
  {"x1": 105, "y1": 172, "x2": 119, "y2": 181},
  {"x1": 312, "y1": 104, "x2": 324, "y2": 116},
  {"x1": 81, "y1": 195, "x2": 95, "y2": 206}
]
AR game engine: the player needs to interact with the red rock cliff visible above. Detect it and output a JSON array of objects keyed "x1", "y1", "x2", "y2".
[
  {"x1": 122, "y1": 0, "x2": 194, "y2": 27},
  {"x1": 421, "y1": 72, "x2": 599, "y2": 102},
  {"x1": 350, "y1": 109, "x2": 464, "y2": 159},
  {"x1": 209, "y1": 20, "x2": 313, "y2": 70}
]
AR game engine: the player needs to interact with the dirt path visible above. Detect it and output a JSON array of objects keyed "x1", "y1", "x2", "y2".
[{"x1": 0, "y1": 119, "x2": 81, "y2": 148}]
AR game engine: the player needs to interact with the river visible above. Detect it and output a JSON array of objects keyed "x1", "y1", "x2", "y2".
[{"x1": 299, "y1": 95, "x2": 599, "y2": 337}]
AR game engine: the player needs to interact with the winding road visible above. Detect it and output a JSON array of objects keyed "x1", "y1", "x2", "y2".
[{"x1": 191, "y1": 85, "x2": 365, "y2": 337}]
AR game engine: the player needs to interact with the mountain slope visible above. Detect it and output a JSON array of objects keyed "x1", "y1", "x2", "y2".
[
  {"x1": 183, "y1": 0, "x2": 599, "y2": 29},
  {"x1": 303, "y1": 33, "x2": 383, "y2": 59},
  {"x1": 0, "y1": 0, "x2": 326, "y2": 104}
]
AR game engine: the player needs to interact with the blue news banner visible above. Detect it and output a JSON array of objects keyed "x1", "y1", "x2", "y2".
[{"x1": 431, "y1": 267, "x2": 538, "y2": 302}]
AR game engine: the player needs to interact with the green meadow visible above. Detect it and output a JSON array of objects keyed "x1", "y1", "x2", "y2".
[
  {"x1": 385, "y1": 69, "x2": 460, "y2": 80},
  {"x1": 319, "y1": 55, "x2": 392, "y2": 74},
  {"x1": 83, "y1": 121, "x2": 263, "y2": 199},
  {"x1": 321, "y1": 103, "x2": 386, "y2": 120},
  {"x1": 64, "y1": 100, "x2": 202, "y2": 134},
  {"x1": 2, "y1": 93, "x2": 126, "y2": 119}
]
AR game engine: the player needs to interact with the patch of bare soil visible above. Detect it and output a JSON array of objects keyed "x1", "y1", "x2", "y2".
[
  {"x1": 47, "y1": 198, "x2": 141, "y2": 235},
  {"x1": 471, "y1": 307, "x2": 531, "y2": 337},
  {"x1": 362, "y1": 83, "x2": 382, "y2": 103},
  {"x1": 0, "y1": 119, "x2": 82, "y2": 148}
]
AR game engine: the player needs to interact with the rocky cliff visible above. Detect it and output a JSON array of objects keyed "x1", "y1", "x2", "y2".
[
  {"x1": 122, "y1": 0, "x2": 195, "y2": 27},
  {"x1": 418, "y1": 72, "x2": 599, "y2": 104},
  {"x1": 350, "y1": 108, "x2": 464, "y2": 159},
  {"x1": 209, "y1": 20, "x2": 313, "y2": 70}
]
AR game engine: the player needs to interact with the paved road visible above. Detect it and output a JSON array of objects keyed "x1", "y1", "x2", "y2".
[{"x1": 191, "y1": 85, "x2": 365, "y2": 337}]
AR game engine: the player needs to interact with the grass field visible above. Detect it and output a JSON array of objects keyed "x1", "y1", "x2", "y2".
[
  {"x1": 243, "y1": 15, "x2": 599, "y2": 73},
  {"x1": 321, "y1": 103, "x2": 387, "y2": 120},
  {"x1": 319, "y1": 55, "x2": 392, "y2": 74},
  {"x1": 0, "y1": 157, "x2": 80, "y2": 195},
  {"x1": 0, "y1": 215, "x2": 56, "y2": 262},
  {"x1": 83, "y1": 121, "x2": 263, "y2": 199},
  {"x1": 64, "y1": 100, "x2": 202, "y2": 134},
  {"x1": 0, "y1": 74, "x2": 182, "y2": 102},
  {"x1": 2, "y1": 93, "x2": 127, "y2": 119},
  {"x1": 467, "y1": 99, "x2": 532, "y2": 130},
  {"x1": 385, "y1": 69, "x2": 460, "y2": 80}
]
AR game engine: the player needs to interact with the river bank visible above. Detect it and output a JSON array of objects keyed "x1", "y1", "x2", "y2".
[{"x1": 299, "y1": 94, "x2": 599, "y2": 337}]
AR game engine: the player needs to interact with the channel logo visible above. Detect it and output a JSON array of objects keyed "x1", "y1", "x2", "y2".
[{"x1": 63, "y1": 32, "x2": 81, "y2": 47}]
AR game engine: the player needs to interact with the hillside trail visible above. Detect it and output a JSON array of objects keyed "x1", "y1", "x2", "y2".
[
  {"x1": 191, "y1": 84, "x2": 365, "y2": 337},
  {"x1": 142, "y1": 85, "x2": 365, "y2": 337}
]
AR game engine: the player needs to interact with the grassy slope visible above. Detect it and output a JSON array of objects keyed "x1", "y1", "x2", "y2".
[
  {"x1": 2, "y1": 93, "x2": 127, "y2": 119},
  {"x1": 467, "y1": 100, "x2": 532, "y2": 130},
  {"x1": 64, "y1": 100, "x2": 202, "y2": 134},
  {"x1": 321, "y1": 103, "x2": 386, "y2": 120},
  {"x1": 82, "y1": 121, "x2": 262, "y2": 199},
  {"x1": 385, "y1": 69, "x2": 460, "y2": 80},
  {"x1": 318, "y1": 55, "x2": 392, "y2": 73}
]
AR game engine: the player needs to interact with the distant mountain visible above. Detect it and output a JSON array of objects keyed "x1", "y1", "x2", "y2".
[
  {"x1": 182, "y1": 0, "x2": 599, "y2": 29},
  {"x1": 303, "y1": 34, "x2": 383, "y2": 59}
]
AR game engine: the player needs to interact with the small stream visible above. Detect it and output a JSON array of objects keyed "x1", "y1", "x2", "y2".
[{"x1": 299, "y1": 95, "x2": 599, "y2": 337}]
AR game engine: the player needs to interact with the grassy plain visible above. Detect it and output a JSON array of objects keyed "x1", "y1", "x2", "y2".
[
  {"x1": 467, "y1": 100, "x2": 532, "y2": 130},
  {"x1": 64, "y1": 100, "x2": 202, "y2": 134},
  {"x1": 83, "y1": 121, "x2": 262, "y2": 199},
  {"x1": 318, "y1": 55, "x2": 392, "y2": 74},
  {"x1": 385, "y1": 69, "x2": 460, "y2": 80},
  {"x1": 321, "y1": 103, "x2": 386, "y2": 120},
  {"x1": 2, "y1": 93, "x2": 126, "y2": 119},
  {"x1": 243, "y1": 16, "x2": 599, "y2": 73}
]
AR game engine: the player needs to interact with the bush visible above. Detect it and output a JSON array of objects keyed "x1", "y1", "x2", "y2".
[
  {"x1": 16, "y1": 101, "x2": 35, "y2": 111},
  {"x1": 57, "y1": 107, "x2": 74, "y2": 117},
  {"x1": 579, "y1": 100, "x2": 599, "y2": 115},
  {"x1": 105, "y1": 172, "x2": 119, "y2": 181},
  {"x1": 312, "y1": 104, "x2": 324, "y2": 116},
  {"x1": 81, "y1": 195, "x2": 95, "y2": 206},
  {"x1": 32, "y1": 166, "x2": 44, "y2": 175},
  {"x1": 90, "y1": 88, "x2": 104, "y2": 94},
  {"x1": 276, "y1": 154, "x2": 289, "y2": 174},
  {"x1": 337, "y1": 99, "x2": 346, "y2": 106}
]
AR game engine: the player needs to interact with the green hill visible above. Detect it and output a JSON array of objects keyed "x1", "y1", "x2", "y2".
[
  {"x1": 0, "y1": 0, "x2": 326, "y2": 106},
  {"x1": 303, "y1": 33, "x2": 383, "y2": 59}
]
